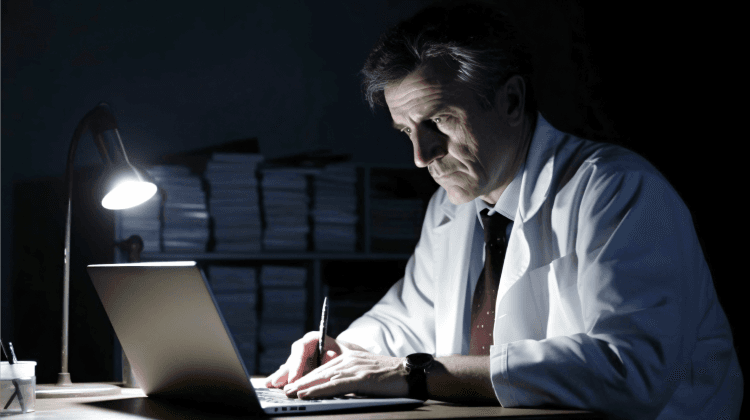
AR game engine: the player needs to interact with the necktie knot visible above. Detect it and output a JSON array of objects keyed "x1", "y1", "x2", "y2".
[{"x1": 480, "y1": 209, "x2": 511, "y2": 248}]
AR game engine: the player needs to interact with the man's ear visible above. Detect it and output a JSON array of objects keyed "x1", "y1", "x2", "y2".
[{"x1": 494, "y1": 75, "x2": 526, "y2": 127}]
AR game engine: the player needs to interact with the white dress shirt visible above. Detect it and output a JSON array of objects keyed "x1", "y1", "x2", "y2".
[{"x1": 337, "y1": 113, "x2": 743, "y2": 419}]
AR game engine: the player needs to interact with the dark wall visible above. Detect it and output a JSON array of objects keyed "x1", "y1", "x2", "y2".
[
  {"x1": 2, "y1": 0, "x2": 740, "y2": 386},
  {"x1": 3, "y1": 0, "x2": 430, "y2": 382}
]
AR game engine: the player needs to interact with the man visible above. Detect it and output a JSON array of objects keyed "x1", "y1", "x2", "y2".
[{"x1": 266, "y1": 3, "x2": 743, "y2": 419}]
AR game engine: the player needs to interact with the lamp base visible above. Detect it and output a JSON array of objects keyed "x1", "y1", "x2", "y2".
[{"x1": 36, "y1": 374, "x2": 122, "y2": 398}]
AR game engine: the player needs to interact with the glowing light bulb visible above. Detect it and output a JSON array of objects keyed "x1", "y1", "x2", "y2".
[{"x1": 101, "y1": 180, "x2": 157, "y2": 210}]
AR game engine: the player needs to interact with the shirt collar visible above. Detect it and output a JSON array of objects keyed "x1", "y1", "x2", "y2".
[
  {"x1": 474, "y1": 159, "x2": 524, "y2": 223},
  {"x1": 472, "y1": 112, "x2": 554, "y2": 223}
]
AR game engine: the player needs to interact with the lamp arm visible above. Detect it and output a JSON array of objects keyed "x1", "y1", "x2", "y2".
[
  {"x1": 59, "y1": 106, "x2": 99, "y2": 385},
  {"x1": 89, "y1": 102, "x2": 119, "y2": 166}
]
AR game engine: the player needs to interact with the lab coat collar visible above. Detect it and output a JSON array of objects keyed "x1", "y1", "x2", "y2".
[
  {"x1": 517, "y1": 112, "x2": 564, "y2": 222},
  {"x1": 492, "y1": 113, "x2": 565, "y2": 297}
]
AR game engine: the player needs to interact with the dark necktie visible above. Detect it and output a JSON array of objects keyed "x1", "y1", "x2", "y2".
[{"x1": 469, "y1": 209, "x2": 511, "y2": 355}]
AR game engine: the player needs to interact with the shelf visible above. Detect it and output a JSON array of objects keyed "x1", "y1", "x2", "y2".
[
  {"x1": 112, "y1": 163, "x2": 436, "y2": 377},
  {"x1": 140, "y1": 252, "x2": 413, "y2": 261}
]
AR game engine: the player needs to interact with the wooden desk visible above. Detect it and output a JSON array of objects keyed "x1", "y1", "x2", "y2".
[{"x1": 31, "y1": 385, "x2": 605, "y2": 419}]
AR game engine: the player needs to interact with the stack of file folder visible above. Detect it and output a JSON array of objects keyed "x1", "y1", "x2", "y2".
[
  {"x1": 311, "y1": 164, "x2": 358, "y2": 252},
  {"x1": 258, "y1": 265, "x2": 307, "y2": 374},
  {"x1": 149, "y1": 165, "x2": 209, "y2": 252},
  {"x1": 205, "y1": 153, "x2": 264, "y2": 253},
  {"x1": 260, "y1": 168, "x2": 313, "y2": 251},
  {"x1": 208, "y1": 265, "x2": 258, "y2": 374}
]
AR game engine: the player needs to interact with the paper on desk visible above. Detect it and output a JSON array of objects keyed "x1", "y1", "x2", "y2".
[{"x1": 250, "y1": 377, "x2": 269, "y2": 388}]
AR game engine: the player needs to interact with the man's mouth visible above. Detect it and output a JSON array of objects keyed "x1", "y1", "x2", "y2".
[
  {"x1": 435, "y1": 172, "x2": 454, "y2": 180},
  {"x1": 429, "y1": 165, "x2": 451, "y2": 179},
  {"x1": 430, "y1": 166, "x2": 456, "y2": 179}
]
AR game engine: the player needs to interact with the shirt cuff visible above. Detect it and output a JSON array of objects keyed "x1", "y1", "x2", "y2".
[{"x1": 490, "y1": 343, "x2": 517, "y2": 407}]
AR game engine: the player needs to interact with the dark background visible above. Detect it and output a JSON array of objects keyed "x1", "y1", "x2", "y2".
[{"x1": 1, "y1": 0, "x2": 741, "y2": 404}]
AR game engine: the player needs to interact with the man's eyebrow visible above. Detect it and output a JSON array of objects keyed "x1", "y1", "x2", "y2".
[{"x1": 391, "y1": 105, "x2": 450, "y2": 131}]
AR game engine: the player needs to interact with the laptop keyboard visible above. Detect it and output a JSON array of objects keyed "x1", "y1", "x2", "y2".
[{"x1": 255, "y1": 388, "x2": 324, "y2": 405}]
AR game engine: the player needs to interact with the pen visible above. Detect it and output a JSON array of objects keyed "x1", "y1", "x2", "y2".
[
  {"x1": 8, "y1": 342, "x2": 18, "y2": 364},
  {"x1": 316, "y1": 297, "x2": 329, "y2": 368}
]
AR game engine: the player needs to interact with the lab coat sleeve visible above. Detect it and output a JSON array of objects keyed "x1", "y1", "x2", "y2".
[
  {"x1": 490, "y1": 156, "x2": 738, "y2": 419},
  {"x1": 336, "y1": 189, "x2": 443, "y2": 357}
]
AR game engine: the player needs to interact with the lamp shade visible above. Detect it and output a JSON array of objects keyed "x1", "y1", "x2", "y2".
[{"x1": 100, "y1": 164, "x2": 157, "y2": 210}]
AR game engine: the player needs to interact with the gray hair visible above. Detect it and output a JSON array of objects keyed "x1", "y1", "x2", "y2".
[{"x1": 361, "y1": 1, "x2": 535, "y2": 114}]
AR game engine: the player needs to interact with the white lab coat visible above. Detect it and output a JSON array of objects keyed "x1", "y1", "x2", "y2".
[{"x1": 337, "y1": 114, "x2": 743, "y2": 419}]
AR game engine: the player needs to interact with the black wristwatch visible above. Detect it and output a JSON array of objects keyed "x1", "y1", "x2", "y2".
[{"x1": 403, "y1": 353, "x2": 434, "y2": 400}]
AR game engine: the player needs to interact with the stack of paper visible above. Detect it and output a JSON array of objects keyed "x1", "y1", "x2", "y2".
[
  {"x1": 118, "y1": 192, "x2": 161, "y2": 253},
  {"x1": 208, "y1": 265, "x2": 258, "y2": 293},
  {"x1": 149, "y1": 166, "x2": 209, "y2": 252},
  {"x1": 311, "y1": 164, "x2": 358, "y2": 252},
  {"x1": 205, "y1": 153, "x2": 264, "y2": 253},
  {"x1": 258, "y1": 265, "x2": 307, "y2": 374},
  {"x1": 208, "y1": 265, "x2": 258, "y2": 374},
  {"x1": 260, "y1": 168, "x2": 314, "y2": 251}
]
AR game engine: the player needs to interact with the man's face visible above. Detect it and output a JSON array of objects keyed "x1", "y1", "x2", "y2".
[{"x1": 384, "y1": 64, "x2": 530, "y2": 205}]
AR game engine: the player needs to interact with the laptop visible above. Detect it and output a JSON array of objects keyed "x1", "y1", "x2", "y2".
[{"x1": 87, "y1": 261, "x2": 424, "y2": 415}]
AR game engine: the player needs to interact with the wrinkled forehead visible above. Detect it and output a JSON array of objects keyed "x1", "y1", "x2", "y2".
[{"x1": 384, "y1": 60, "x2": 465, "y2": 112}]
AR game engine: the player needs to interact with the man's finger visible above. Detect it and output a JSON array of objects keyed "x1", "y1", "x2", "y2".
[
  {"x1": 283, "y1": 367, "x2": 333, "y2": 397},
  {"x1": 265, "y1": 364, "x2": 289, "y2": 388},
  {"x1": 289, "y1": 349, "x2": 318, "y2": 383},
  {"x1": 284, "y1": 357, "x2": 349, "y2": 397},
  {"x1": 287, "y1": 332, "x2": 320, "y2": 383},
  {"x1": 297, "y1": 375, "x2": 360, "y2": 399}
]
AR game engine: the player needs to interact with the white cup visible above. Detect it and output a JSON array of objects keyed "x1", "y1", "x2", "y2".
[{"x1": 1, "y1": 361, "x2": 37, "y2": 414}]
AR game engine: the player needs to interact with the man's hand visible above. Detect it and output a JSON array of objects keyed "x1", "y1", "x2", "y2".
[
  {"x1": 265, "y1": 331, "x2": 343, "y2": 388},
  {"x1": 281, "y1": 349, "x2": 408, "y2": 399},
  {"x1": 265, "y1": 331, "x2": 370, "y2": 388},
  {"x1": 264, "y1": 331, "x2": 409, "y2": 399}
]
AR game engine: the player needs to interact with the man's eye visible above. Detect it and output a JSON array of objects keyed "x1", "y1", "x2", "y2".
[
  {"x1": 402, "y1": 127, "x2": 412, "y2": 135},
  {"x1": 432, "y1": 117, "x2": 442, "y2": 124}
]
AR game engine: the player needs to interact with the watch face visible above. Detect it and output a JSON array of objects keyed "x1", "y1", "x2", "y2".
[{"x1": 407, "y1": 353, "x2": 434, "y2": 368}]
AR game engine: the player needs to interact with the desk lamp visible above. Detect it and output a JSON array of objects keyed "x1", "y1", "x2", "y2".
[{"x1": 35, "y1": 102, "x2": 157, "y2": 398}]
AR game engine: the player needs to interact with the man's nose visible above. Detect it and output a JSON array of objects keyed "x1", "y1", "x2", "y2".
[{"x1": 413, "y1": 127, "x2": 447, "y2": 168}]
